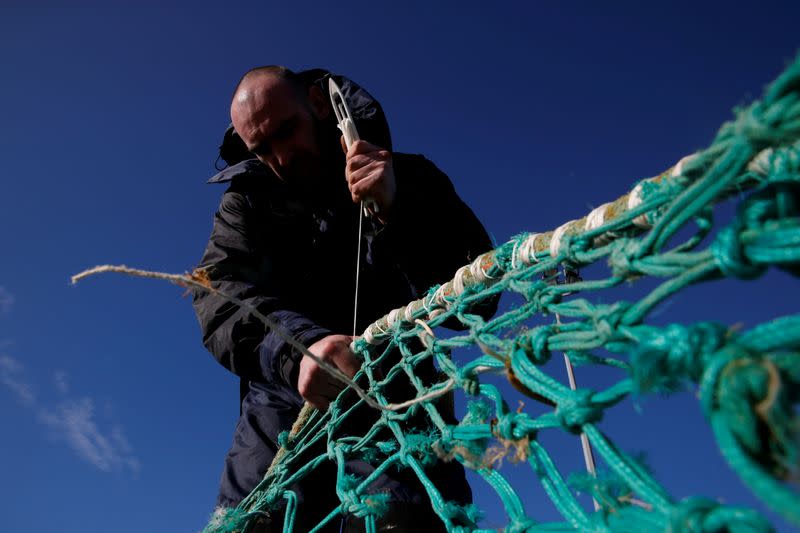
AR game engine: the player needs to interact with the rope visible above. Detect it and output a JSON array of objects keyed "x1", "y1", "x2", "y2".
[{"x1": 71, "y1": 265, "x2": 449, "y2": 414}]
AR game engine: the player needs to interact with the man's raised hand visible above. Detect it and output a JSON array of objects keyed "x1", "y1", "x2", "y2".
[
  {"x1": 344, "y1": 139, "x2": 396, "y2": 222},
  {"x1": 298, "y1": 334, "x2": 360, "y2": 410}
]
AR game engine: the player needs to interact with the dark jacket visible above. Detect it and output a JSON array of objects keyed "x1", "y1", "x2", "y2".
[
  {"x1": 193, "y1": 151, "x2": 495, "y2": 523},
  {"x1": 193, "y1": 155, "x2": 494, "y2": 405}
]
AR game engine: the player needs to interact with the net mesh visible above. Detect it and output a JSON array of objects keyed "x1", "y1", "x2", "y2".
[{"x1": 204, "y1": 57, "x2": 800, "y2": 532}]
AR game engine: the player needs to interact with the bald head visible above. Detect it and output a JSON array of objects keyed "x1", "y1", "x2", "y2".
[
  {"x1": 230, "y1": 65, "x2": 332, "y2": 183},
  {"x1": 231, "y1": 67, "x2": 304, "y2": 131},
  {"x1": 232, "y1": 66, "x2": 304, "y2": 104}
]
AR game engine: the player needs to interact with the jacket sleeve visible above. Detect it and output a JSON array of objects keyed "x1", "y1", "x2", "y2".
[
  {"x1": 192, "y1": 189, "x2": 331, "y2": 389},
  {"x1": 374, "y1": 155, "x2": 498, "y2": 318}
]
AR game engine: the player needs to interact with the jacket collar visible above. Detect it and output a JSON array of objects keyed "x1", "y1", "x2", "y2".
[{"x1": 207, "y1": 159, "x2": 271, "y2": 184}]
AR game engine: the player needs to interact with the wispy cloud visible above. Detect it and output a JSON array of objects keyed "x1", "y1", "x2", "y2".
[
  {"x1": 54, "y1": 370, "x2": 69, "y2": 394},
  {"x1": 0, "y1": 287, "x2": 14, "y2": 314},
  {"x1": 39, "y1": 398, "x2": 140, "y2": 475},
  {"x1": 0, "y1": 356, "x2": 139, "y2": 476},
  {"x1": 0, "y1": 354, "x2": 35, "y2": 404}
]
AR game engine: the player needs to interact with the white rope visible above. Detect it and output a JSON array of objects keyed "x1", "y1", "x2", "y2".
[
  {"x1": 549, "y1": 221, "x2": 573, "y2": 258},
  {"x1": 519, "y1": 233, "x2": 541, "y2": 266},
  {"x1": 415, "y1": 318, "x2": 436, "y2": 348},
  {"x1": 452, "y1": 265, "x2": 470, "y2": 296},
  {"x1": 627, "y1": 183, "x2": 650, "y2": 229},
  {"x1": 469, "y1": 252, "x2": 497, "y2": 281},
  {"x1": 383, "y1": 379, "x2": 456, "y2": 411},
  {"x1": 423, "y1": 293, "x2": 434, "y2": 315},
  {"x1": 432, "y1": 284, "x2": 449, "y2": 308},
  {"x1": 672, "y1": 153, "x2": 696, "y2": 177},
  {"x1": 585, "y1": 203, "x2": 611, "y2": 231},
  {"x1": 511, "y1": 240, "x2": 520, "y2": 271},
  {"x1": 387, "y1": 307, "x2": 402, "y2": 328}
]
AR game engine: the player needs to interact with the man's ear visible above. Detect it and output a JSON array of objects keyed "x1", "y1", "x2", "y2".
[{"x1": 308, "y1": 85, "x2": 331, "y2": 120}]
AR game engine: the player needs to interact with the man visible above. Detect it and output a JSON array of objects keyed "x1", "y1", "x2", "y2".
[{"x1": 193, "y1": 66, "x2": 494, "y2": 530}]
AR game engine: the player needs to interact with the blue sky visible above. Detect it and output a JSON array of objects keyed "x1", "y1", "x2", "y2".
[{"x1": 1, "y1": 2, "x2": 798, "y2": 531}]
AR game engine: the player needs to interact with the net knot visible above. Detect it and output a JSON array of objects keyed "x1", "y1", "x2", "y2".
[
  {"x1": 712, "y1": 225, "x2": 766, "y2": 279},
  {"x1": 328, "y1": 441, "x2": 352, "y2": 461},
  {"x1": 459, "y1": 369, "x2": 481, "y2": 396},
  {"x1": 592, "y1": 302, "x2": 629, "y2": 343},
  {"x1": 510, "y1": 279, "x2": 554, "y2": 309},
  {"x1": 564, "y1": 234, "x2": 591, "y2": 259},
  {"x1": 609, "y1": 239, "x2": 642, "y2": 278},
  {"x1": 206, "y1": 506, "x2": 252, "y2": 532},
  {"x1": 267, "y1": 463, "x2": 288, "y2": 480},
  {"x1": 555, "y1": 389, "x2": 603, "y2": 432},
  {"x1": 341, "y1": 489, "x2": 391, "y2": 519},
  {"x1": 630, "y1": 322, "x2": 729, "y2": 392},
  {"x1": 514, "y1": 325, "x2": 553, "y2": 364},
  {"x1": 263, "y1": 486, "x2": 283, "y2": 506},
  {"x1": 441, "y1": 502, "x2": 483, "y2": 528},
  {"x1": 734, "y1": 106, "x2": 785, "y2": 147},
  {"x1": 329, "y1": 402, "x2": 343, "y2": 418},
  {"x1": 277, "y1": 430, "x2": 290, "y2": 448},
  {"x1": 437, "y1": 426, "x2": 455, "y2": 447},
  {"x1": 533, "y1": 287, "x2": 560, "y2": 311},
  {"x1": 400, "y1": 432, "x2": 439, "y2": 467},
  {"x1": 493, "y1": 411, "x2": 534, "y2": 441}
]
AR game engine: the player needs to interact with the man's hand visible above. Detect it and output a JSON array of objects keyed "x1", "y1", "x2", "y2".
[
  {"x1": 298, "y1": 334, "x2": 360, "y2": 410},
  {"x1": 344, "y1": 139, "x2": 396, "y2": 221}
]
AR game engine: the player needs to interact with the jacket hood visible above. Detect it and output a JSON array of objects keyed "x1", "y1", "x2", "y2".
[{"x1": 208, "y1": 68, "x2": 392, "y2": 183}]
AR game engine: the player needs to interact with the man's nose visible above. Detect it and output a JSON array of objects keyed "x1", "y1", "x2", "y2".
[{"x1": 272, "y1": 143, "x2": 293, "y2": 170}]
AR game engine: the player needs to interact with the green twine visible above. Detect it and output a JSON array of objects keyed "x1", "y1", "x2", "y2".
[{"x1": 204, "y1": 55, "x2": 800, "y2": 533}]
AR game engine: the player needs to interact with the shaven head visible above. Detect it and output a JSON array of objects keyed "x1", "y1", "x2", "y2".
[
  {"x1": 230, "y1": 66, "x2": 306, "y2": 148},
  {"x1": 232, "y1": 65, "x2": 304, "y2": 105},
  {"x1": 230, "y1": 65, "x2": 332, "y2": 183}
]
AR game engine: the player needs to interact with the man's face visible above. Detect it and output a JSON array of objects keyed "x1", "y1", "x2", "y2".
[{"x1": 231, "y1": 76, "x2": 327, "y2": 184}]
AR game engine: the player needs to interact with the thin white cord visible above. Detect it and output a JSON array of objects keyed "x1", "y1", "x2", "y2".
[
  {"x1": 555, "y1": 310, "x2": 601, "y2": 511},
  {"x1": 353, "y1": 200, "x2": 365, "y2": 337}
]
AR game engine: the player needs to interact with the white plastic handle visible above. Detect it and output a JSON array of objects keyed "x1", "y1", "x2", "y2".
[
  {"x1": 328, "y1": 78, "x2": 378, "y2": 215},
  {"x1": 329, "y1": 78, "x2": 360, "y2": 149}
]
